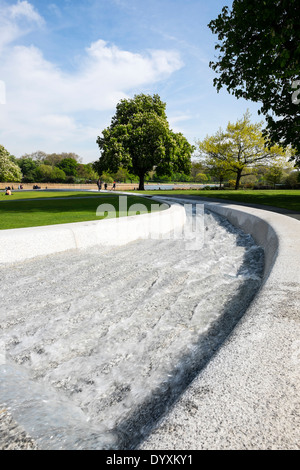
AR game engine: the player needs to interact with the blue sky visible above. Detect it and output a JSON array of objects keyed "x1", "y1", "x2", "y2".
[{"x1": 0, "y1": 0, "x2": 262, "y2": 163}]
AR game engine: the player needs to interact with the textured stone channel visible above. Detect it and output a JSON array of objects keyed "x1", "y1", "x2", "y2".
[{"x1": 0, "y1": 206, "x2": 264, "y2": 449}]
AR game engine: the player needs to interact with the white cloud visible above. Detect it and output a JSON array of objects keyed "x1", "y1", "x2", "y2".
[
  {"x1": 0, "y1": 1, "x2": 44, "y2": 51},
  {"x1": 0, "y1": 3, "x2": 183, "y2": 161},
  {"x1": 9, "y1": 0, "x2": 44, "y2": 24}
]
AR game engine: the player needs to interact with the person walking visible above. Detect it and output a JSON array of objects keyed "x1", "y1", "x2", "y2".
[{"x1": 97, "y1": 179, "x2": 102, "y2": 191}]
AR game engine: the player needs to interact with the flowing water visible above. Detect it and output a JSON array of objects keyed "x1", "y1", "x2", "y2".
[{"x1": 0, "y1": 203, "x2": 264, "y2": 449}]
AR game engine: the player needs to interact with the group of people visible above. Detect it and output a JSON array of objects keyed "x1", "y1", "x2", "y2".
[
  {"x1": 3, "y1": 184, "x2": 24, "y2": 195},
  {"x1": 97, "y1": 180, "x2": 116, "y2": 191}
]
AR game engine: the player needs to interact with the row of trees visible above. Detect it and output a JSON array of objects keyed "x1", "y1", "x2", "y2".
[
  {"x1": 93, "y1": 1, "x2": 300, "y2": 190},
  {"x1": 1, "y1": 103, "x2": 299, "y2": 189},
  {"x1": 93, "y1": 94, "x2": 298, "y2": 190},
  {"x1": 2, "y1": 1, "x2": 299, "y2": 190},
  {"x1": 0, "y1": 148, "x2": 99, "y2": 183}
]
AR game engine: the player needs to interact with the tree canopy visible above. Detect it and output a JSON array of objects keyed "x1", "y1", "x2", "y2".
[
  {"x1": 208, "y1": 0, "x2": 300, "y2": 162},
  {"x1": 0, "y1": 145, "x2": 22, "y2": 182},
  {"x1": 56, "y1": 157, "x2": 79, "y2": 176},
  {"x1": 95, "y1": 93, "x2": 193, "y2": 190},
  {"x1": 197, "y1": 112, "x2": 287, "y2": 189}
]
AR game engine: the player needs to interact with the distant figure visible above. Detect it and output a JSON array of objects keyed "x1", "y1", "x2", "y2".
[
  {"x1": 112, "y1": 181, "x2": 116, "y2": 190},
  {"x1": 97, "y1": 179, "x2": 102, "y2": 191},
  {"x1": 104, "y1": 182, "x2": 108, "y2": 190},
  {"x1": 5, "y1": 188, "x2": 11, "y2": 196}
]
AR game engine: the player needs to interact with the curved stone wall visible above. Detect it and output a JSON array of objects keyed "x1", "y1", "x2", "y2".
[
  {"x1": 0, "y1": 202, "x2": 186, "y2": 265},
  {"x1": 141, "y1": 199, "x2": 300, "y2": 450},
  {"x1": 1, "y1": 195, "x2": 299, "y2": 449}
]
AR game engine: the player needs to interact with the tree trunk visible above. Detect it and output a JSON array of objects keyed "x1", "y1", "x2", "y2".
[
  {"x1": 138, "y1": 173, "x2": 145, "y2": 190},
  {"x1": 235, "y1": 170, "x2": 242, "y2": 190}
]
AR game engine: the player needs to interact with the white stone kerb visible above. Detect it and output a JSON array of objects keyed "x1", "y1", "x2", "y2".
[{"x1": 0, "y1": 202, "x2": 186, "y2": 265}]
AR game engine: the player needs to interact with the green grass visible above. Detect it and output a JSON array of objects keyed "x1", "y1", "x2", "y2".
[
  {"x1": 0, "y1": 192, "x2": 161, "y2": 230},
  {"x1": 0, "y1": 190, "x2": 107, "y2": 201},
  {"x1": 138, "y1": 189, "x2": 300, "y2": 212}
]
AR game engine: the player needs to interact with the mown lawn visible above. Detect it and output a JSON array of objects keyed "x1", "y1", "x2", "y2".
[
  {"x1": 0, "y1": 190, "x2": 106, "y2": 201},
  {"x1": 139, "y1": 189, "x2": 300, "y2": 212},
  {"x1": 0, "y1": 192, "x2": 161, "y2": 230}
]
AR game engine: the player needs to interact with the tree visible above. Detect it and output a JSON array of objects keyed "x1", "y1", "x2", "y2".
[
  {"x1": 95, "y1": 94, "x2": 193, "y2": 190},
  {"x1": 190, "y1": 161, "x2": 206, "y2": 180},
  {"x1": 16, "y1": 157, "x2": 40, "y2": 182},
  {"x1": 22, "y1": 151, "x2": 48, "y2": 162},
  {"x1": 114, "y1": 167, "x2": 130, "y2": 183},
  {"x1": 50, "y1": 167, "x2": 66, "y2": 182},
  {"x1": 198, "y1": 112, "x2": 287, "y2": 189},
  {"x1": 0, "y1": 145, "x2": 22, "y2": 182},
  {"x1": 208, "y1": 0, "x2": 300, "y2": 162},
  {"x1": 195, "y1": 173, "x2": 208, "y2": 183},
  {"x1": 35, "y1": 164, "x2": 66, "y2": 182},
  {"x1": 77, "y1": 163, "x2": 98, "y2": 181},
  {"x1": 56, "y1": 157, "x2": 79, "y2": 177},
  {"x1": 264, "y1": 164, "x2": 284, "y2": 188}
]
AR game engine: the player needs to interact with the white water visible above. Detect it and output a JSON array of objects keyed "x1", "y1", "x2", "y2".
[{"x1": 0, "y1": 204, "x2": 264, "y2": 449}]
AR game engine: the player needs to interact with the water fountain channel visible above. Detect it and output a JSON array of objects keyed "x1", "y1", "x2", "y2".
[{"x1": 0, "y1": 200, "x2": 264, "y2": 449}]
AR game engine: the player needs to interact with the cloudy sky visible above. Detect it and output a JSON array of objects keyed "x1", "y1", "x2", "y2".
[{"x1": 0, "y1": 0, "x2": 262, "y2": 163}]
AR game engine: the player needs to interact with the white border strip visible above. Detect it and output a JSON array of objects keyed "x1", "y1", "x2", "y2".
[{"x1": 0, "y1": 202, "x2": 186, "y2": 265}]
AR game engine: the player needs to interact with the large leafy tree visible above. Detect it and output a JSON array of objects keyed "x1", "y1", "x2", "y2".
[
  {"x1": 56, "y1": 157, "x2": 79, "y2": 176},
  {"x1": 16, "y1": 156, "x2": 40, "y2": 182},
  {"x1": 208, "y1": 0, "x2": 300, "y2": 163},
  {"x1": 0, "y1": 145, "x2": 22, "y2": 182},
  {"x1": 198, "y1": 112, "x2": 287, "y2": 189},
  {"x1": 95, "y1": 94, "x2": 193, "y2": 190}
]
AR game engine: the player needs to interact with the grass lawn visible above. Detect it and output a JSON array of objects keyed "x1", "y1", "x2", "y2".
[
  {"x1": 0, "y1": 190, "x2": 106, "y2": 201},
  {"x1": 0, "y1": 191, "x2": 161, "y2": 230},
  {"x1": 139, "y1": 189, "x2": 300, "y2": 212}
]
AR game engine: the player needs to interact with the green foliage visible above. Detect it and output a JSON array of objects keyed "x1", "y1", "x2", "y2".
[
  {"x1": 0, "y1": 145, "x2": 22, "y2": 182},
  {"x1": 208, "y1": 0, "x2": 300, "y2": 162},
  {"x1": 264, "y1": 164, "x2": 284, "y2": 188},
  {"x1": 35, "y1": 164, "x2": 66, "y2": 182},
  {"x1": 195, "y1": 173, "x2": 208, "y2": 183},
  {"x1": 99, "y1": 172, "x2": 114, "y2": 183},
  {"x1": 95, "y1": 94, "x2": 193, "y2": 190},
  {"x1": 56, "y1": 157, "x2": 79, "y2": 176},
  {"x1": 284, "y1": 171, "x2": 300, "y2": 188},
  {"x1": 50, "y1": 167, "x2": 67, "y2": 182},
  {"x1": 16, "y1": 156, "x2": 40, "y2": 182},
  {"x1": 198, "y1": 112, "x2": 287, "y2": 189},
  {"x1": 77, "y1": 163, "x2": 98, "y2": 182}
]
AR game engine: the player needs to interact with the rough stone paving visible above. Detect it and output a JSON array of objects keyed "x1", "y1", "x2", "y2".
[
  {"x1": 0, "y1": 409, "x2": 38, "y2": 450},
  {"x1": 0, "y1": 209, "x2": 264, "y2": 450}
]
